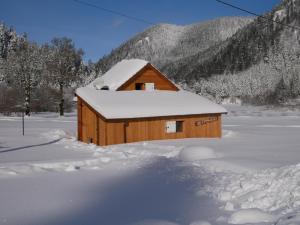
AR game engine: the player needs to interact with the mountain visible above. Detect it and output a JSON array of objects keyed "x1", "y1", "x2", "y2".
[
  {"x1": 96, "y1": 0, "x2": 300, "y2": 104},
  {"x1": 96, "y1": 16, "x2": 253, "y2": 73}
]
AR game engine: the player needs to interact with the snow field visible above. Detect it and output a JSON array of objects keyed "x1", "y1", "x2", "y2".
[
  {"x1": 205, "y1": 163, "x2": 300, "y2": 214},
  {"x1": 0, "y1": 129, "x2": 184, "y2": 178},
  {"x1": 1, "y1": 128, "x2": 225, "y2": 178},
  {"x1": 179, "y1": 146, "x2": 219, "y2": 161},
  {"x1": 1, "y1": 105, "x2": 300, "y2": 225},
  {"x1": 228, "y1": 209, "x2": 276, "y2": 224},
  {"x1": 32, "y1": 128, "x2": 300, "y2": 225}
]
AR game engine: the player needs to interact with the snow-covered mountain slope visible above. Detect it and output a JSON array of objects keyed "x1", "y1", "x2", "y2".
[
  {"x1": 96, "y1": 17, "x2": 253, "y2": 73},
  {"x1": 168, "y1": 0, "x2": 300, "y2": 78}
]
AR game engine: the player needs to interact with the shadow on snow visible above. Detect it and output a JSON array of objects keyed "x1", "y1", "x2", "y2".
[
  {"x1": 0, "y1": 138, "x2": 62, "y2": 153},
  {"x1": 28, "y1": 158, "x2": 223, "y2": 225}
]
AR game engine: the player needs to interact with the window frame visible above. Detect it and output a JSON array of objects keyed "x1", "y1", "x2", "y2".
[
  {"x1": 135, "y1": 83, "x2": 144, "y2": 90},
  {"x1": 175, "y1": 120, "x2": 183, "y2": 132},
  {"x1": 145, "y1": 82, "x2": 155, "y2": 91}
]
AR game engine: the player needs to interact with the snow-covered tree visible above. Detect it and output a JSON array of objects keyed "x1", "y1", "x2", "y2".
[
  {"x1": 0, "y1": 58, "x2": 4, "y2": 82},
  {"x1": 0, "y1": 23, "x2": 20, "y2": 59},
  {"x1": 4, "y1": 38, "x2": 43, "y2": 115},
  {"x1": 45, "y1": 37, "x2": 84, "y2": 116},
  {"x1": 78, "y1": 60, "x2": 102, "y2": 86}
]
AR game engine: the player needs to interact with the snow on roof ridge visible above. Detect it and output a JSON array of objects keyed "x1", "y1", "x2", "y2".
[
  {"x1": 90, "y1": 58, "x2": 149, "y2": 91},
  {"x1": 121, "y1": 58, "x2": 148, "y2": 63}
]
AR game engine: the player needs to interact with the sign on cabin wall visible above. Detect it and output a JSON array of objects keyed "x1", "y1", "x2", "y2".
[{"x1": 195, "y1": 116, "x2": 218, "y2": 126}]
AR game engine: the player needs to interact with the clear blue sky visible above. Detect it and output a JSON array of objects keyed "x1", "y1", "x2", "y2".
[{"x1": 1, "y1": 0, "x2": 280, "y2": 62}]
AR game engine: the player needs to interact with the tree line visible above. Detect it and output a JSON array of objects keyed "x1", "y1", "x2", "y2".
[{"x1": 0, "y1": 23, "x2": 99, "y2": 116}]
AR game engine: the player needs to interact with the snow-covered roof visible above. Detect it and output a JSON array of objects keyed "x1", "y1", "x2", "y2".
[
  {"x1": 90, "y1": 59, "x2": 149, "y2": 91},
  {"x1": 76, "y1": 88, "x2": 227, "y2": 119}
]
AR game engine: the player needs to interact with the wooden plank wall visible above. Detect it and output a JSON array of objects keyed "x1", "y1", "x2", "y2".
[
  {"x1": 98, "y1": 116, "x2": 106, "y2": 146},
  {"x1": 80, "y1": 100, "x2": 98, "y2": 145},
  {"x1": 78, "y1": 97, "x2": 109, "y2": 146},
  {"x1": 118, "y1": 65, "x2": 179, "y2": 91},
  {"x1": 105, "y1": 114, "x2": 222, "y2": 145},
  {"x1": 106, "y1": 122, "x2": 125, "y2": 145}
]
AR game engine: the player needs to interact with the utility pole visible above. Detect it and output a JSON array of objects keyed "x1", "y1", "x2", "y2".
[
  {"x1": 15, "y1": 103, "x2": 25, "y2": 136},
  {"x1": 22, "y1": 108, "x2": 24, "y2": 136}
]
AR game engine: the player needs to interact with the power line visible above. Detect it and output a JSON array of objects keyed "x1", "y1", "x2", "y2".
[
  {"x1": 215, "y1": 0, "x2": 300, "y2": 31},
  {"x1": 73, "y1": 0, "x2": 300, "y2": 43},
  {"x1": 74, "y1": 0, "x2": 300, "y2": 32},
  {"x1": 72, "y1": 0, "x2": 155, "y2": 25},
  {"x1": 71, "y1": 0, "x2": 257, "y2": 42},
  {"x1": 72, "y1": 0, "x2": 191, "y2": 42}
]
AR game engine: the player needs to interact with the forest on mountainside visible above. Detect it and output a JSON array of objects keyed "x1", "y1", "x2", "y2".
[{"x1": 165, "y1": 0, "x2": 300, "y2": 104}]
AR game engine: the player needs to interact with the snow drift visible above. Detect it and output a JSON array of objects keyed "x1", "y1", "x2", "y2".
[{"x1": 179, "y1": 146, "x2": 218, "y2": 161}]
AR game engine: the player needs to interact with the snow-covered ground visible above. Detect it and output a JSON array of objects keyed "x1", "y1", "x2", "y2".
[{"x1": 1, "y1": 105, "x2": 300, "y2": 225}]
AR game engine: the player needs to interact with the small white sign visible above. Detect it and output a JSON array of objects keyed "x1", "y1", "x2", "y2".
[{"x1": 166, "y1": 121, "x2": 176, "y2": 133}]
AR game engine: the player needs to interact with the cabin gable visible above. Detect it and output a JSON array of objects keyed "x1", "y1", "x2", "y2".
[{"x1": 117, "y1": 64, "x2": 179, "y2": 91}]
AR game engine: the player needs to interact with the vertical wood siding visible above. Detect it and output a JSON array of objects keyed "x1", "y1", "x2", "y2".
[
  {"x1": 106, "y1": 122, "x2": 125, "y2": 145},
  {"x1": 98, "y1": 116, "x2": 106, "y2": 146},
  {"x1": 124, "y1": 114, "x2": 222, "y2": 143},
  {"x1": 80, "y1": 100, "x2": 98, "y2": 144}
]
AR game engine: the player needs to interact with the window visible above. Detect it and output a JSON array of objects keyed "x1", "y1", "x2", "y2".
[
  {"x1": 176, "y1": 121, "x2": 183, "y2": 132},
  {"x1": 100, "y1": 85, "x2": 109, "y2": 90},
  {"x1": 135, "y1": 83, "x2": 155, "y2": 90},
  {"x1": 135, "y1": 83, "x2": 144, "y2": 90},
  {"x1": 145, "y1": 83, "x2": 155, "y2": 91},
  {"x1": 166, "y1": 121, "x2": 183, "y2": 133}
]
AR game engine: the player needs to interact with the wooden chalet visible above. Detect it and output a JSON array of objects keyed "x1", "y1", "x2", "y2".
[{"x1": 76, "y1": 59, "x2": 227, "y2": 146}]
